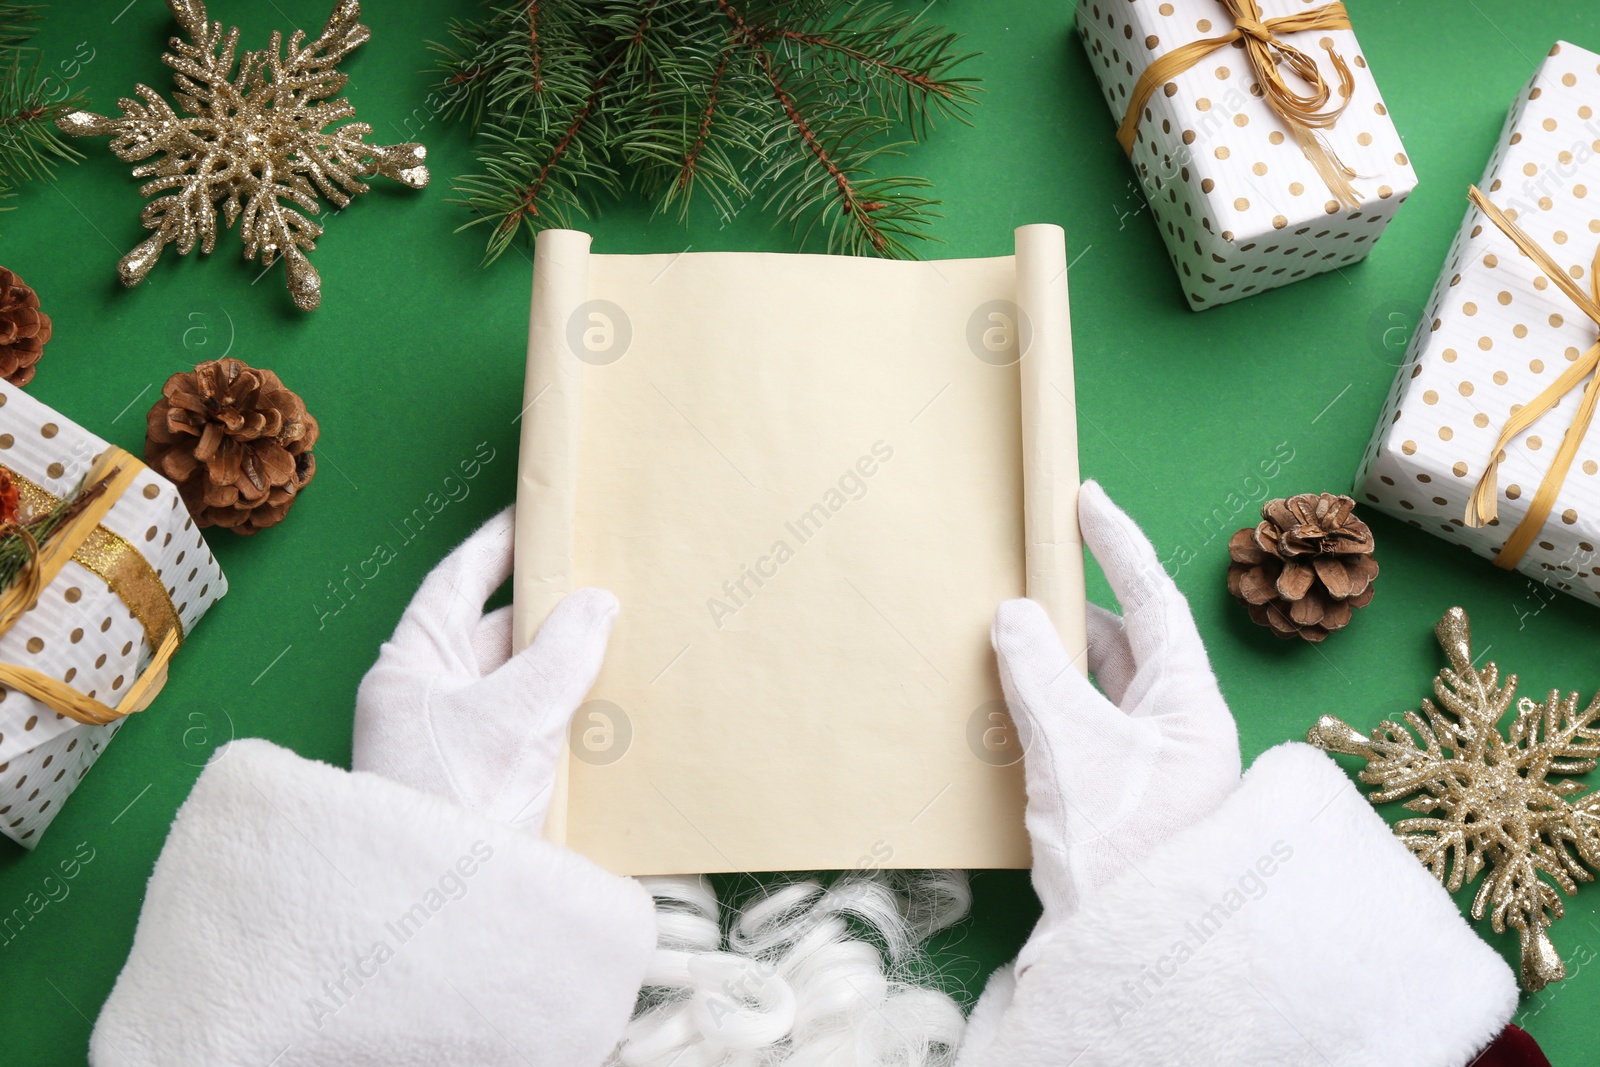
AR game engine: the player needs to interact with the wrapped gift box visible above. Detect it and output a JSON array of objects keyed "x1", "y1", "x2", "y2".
[
  {"x1": 0, "y1": 381, "x2": 226, "y2": 846},
  {"x1": 1357, "y1": 42, "x2": 1600, "y2": 606},
  {"x1": 1077, "y1": 0, "x2": 1417, "y2": 309}
]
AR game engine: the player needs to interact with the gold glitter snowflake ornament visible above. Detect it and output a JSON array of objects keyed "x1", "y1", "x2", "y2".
[
  {"x1": 1308, "y1": 607, "x2": 1600, "y2": 991},
  {"x1": 56, "y1": 0, "x2": 427, "y2": 310}
]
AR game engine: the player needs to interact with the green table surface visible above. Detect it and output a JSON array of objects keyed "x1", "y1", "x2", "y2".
[{"x1": 4, "y1": 0, "x2": 1600, "y2": 1062}]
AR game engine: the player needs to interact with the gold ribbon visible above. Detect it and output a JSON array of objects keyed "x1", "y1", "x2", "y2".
[
  {"x1": 1463, "y1": 186, "x2": 1600, "y2": 569},
  {"x1": 1116, "y1": 0, "x2": 1361, "y2": 209},
  {"x1": 0, "y1": 448, "x2": 184, "y2": 725},
  {"x1": 7, "y1": 469, "x2": 184, "y2": 651}
]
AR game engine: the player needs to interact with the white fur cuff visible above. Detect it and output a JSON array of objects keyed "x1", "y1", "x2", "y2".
[{"x1": 91, "y1": 740, "x2": 656, "y2": 1067}]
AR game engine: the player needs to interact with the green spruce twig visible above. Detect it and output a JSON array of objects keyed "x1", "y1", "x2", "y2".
[
  {"x1": 0, "y1": 473, "x2": 106, "y2": 593},
  {"x1": 432, "y1": 0, "x2": 979, "y2": 262},
  {"x1": 0, "y1": 3, "x2": 87, "y2": 231}
]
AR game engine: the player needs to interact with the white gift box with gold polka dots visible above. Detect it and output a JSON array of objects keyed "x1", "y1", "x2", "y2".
[
  {"x1": 1358, "y1": 42, "x2": 1600, "y2": 606},
  {"x1": 0, "y1": 381, "x2": 226, "y2": 847},
  {"x1": 1077, "y1": 0, "x2": 1417, "y2": 310}
]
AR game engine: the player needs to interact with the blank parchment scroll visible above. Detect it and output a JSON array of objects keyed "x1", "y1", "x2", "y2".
[{"x1": 513, "y1": 225, "x2": 1085, "y2": 876}]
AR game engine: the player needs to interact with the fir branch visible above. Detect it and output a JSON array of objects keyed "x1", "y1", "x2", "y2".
[
  {"x1": 749, "y1": 41, "x2": 888, "y2": 254},
  {"x1": 488, "y1": 67, "x2": 612, "y2": 248},
  {"x1": 451, "y1": 2, "x2": 660, "y2": 261},
  {"x1": 0, "y1": 3, "x2": 86, "y2": 228},
  {"x1": 0, "y1": 474, "x2": 107, "y2": 594},
  {"x1": 679, "y1": 45, "x2": 731, "y2": 190},
  {"x1": 434, "y1": 0, "x2": 979, "y2": 262},
  {"x1": 751, "y1": 2, "x2": 978, "y2": 137}
]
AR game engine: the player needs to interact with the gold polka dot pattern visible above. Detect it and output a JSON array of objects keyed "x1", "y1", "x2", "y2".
[
  {"x1": 1076, "y1": 0, "x2": 1418, "y2": 310},
  {"x1": 1357, "y1": 41, "x2": 1600, "y2": 605}
]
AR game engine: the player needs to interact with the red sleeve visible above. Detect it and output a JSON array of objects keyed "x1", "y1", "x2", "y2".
[{"x1": 1474, "y1": 1025, "x2": 1551, "y2": 1067}]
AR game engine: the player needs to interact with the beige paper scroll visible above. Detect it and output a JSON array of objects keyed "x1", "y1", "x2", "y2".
[
  {"x1": 1016, "y1": 225, "x2": 1085, "y2": 661},
  {"x1": 514, "y1": 225, "x2": 1085, "y2": 875}
]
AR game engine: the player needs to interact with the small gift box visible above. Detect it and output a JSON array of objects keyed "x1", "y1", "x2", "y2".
[
  {"x1": 1077, "y1": 0, "x2": 1417, "y2": 309},
  {"x1": 0, "y1": 380, "x2": 226, "y2": 846},
  {"x1": 1358, "y1": 42, "x2": 1600, "y2": 607}
]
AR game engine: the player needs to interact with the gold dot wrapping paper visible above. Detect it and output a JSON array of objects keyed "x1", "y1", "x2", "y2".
[
  {"x1": 1077, "y1": 0, "x2": 1418, "y2": 310},
  {"x1": 0, "y1": 381, "x2": 227, "y2": 847},
  {"x1": 1359, "y1": 42, "x2": 1600, "y2": 607}
]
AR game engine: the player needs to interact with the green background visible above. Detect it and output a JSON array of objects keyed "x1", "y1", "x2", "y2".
[{"x1": 4, "y1": 0, "x2": 1600, "y2": 1061}]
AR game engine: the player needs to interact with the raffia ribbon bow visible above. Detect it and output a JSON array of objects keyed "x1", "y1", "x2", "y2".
[
  {"x1": 1463, "y1": 187, "x2": 1600, "y2": 570},
  {"x1": 1117, "y1": 0, "x2": 1360, "y2": 209},
  {"x1": 0, "y1": 448, "x2": 180, "y2": 725}
]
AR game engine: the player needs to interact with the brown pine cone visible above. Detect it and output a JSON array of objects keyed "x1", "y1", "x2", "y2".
[
  {"x1": 0, "y1": 267, "x2": 52, "y2": 386},
  {"x1": 1227, "y1": 493, "x2": 1378, "y2": 642},
  {"x1": 145, "y1": 358, "x2": 318, "y2": 535}
]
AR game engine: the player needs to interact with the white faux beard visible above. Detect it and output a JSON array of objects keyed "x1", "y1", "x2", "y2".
[{"x1": 609, "y1": 870, "x2": 972, "y2": 1066}]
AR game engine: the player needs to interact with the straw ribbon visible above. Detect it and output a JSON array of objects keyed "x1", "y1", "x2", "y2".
[
  {"x1": 1116, "y1": 0, "x2": 1360, "y2": 209},
  {"x1": 1463, "y1": 186, "x2": 1600, "y2": 570},
  {"x1": 1234, "y1": 18, "x2": 1272, "y2": 42},
  {"x1": 0, "y1": 448, "x2": 183, "y2": 725}
]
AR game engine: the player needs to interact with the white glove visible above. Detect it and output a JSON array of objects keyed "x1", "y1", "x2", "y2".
[
  {"x1": 994, "y1": 480, "x2": 1241, "y2": 972},
  {"x1": 959, "y1": 483, "x2": 1519, "y2": 1067},
  {"x1": 354, "y1": 506, "x2": 616, "y2": 830}
]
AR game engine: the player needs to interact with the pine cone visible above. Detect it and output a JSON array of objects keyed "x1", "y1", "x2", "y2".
[
  {"x1": 1227, "y1": 493, "x2": 1378, "y2": 642},
  {"x1": 145, "y1": 358, "x2": 318, "y2": 535},
  {"x1": 0, "y1": 267, "x2": 52, "y2": 386}
]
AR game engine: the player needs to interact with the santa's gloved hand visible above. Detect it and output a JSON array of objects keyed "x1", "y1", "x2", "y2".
[
  {"x1": 958, "y1": 483, "x2": 1521, "y2": 1067},
  {"x1": 994, "y1": 480, "x2": 1241, "y2": 973},
  {"x1": 94, "y1": 509, "x2": 654, "y2": 1067},
  {"x1": 355, "y1": 506, "x2": 616, "y2": 830}
]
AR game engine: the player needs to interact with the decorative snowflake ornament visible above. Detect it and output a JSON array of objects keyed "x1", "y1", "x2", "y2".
[
  {"x1": 1309, "y1": 607, "x2": 1600, "y2": 991},
  {"x1": 56, "y1": 0, "x2": 427, "y2": 310}
]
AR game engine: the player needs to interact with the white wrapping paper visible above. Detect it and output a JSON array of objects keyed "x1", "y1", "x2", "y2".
[
  {"x1": 0, "y1": 381, "x2": 226, "y2": 847},
  {"x1": 514, "y1": 226, "x2": 1086, "y2": 875},
  {"x1": 1358, "y1": 42, "x2": 1600, "y2": 606}
]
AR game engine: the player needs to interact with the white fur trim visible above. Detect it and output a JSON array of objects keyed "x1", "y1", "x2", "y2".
[
  {"x1": 91, "y1": 740, "x2": 656, "y2": 1067},
  {"x1": 969, "y1": 743, "x2": 1518, "y2": 1067},
  {"x1": 954, "y1": 961, "x2": 1016, "y2": 1066}
]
